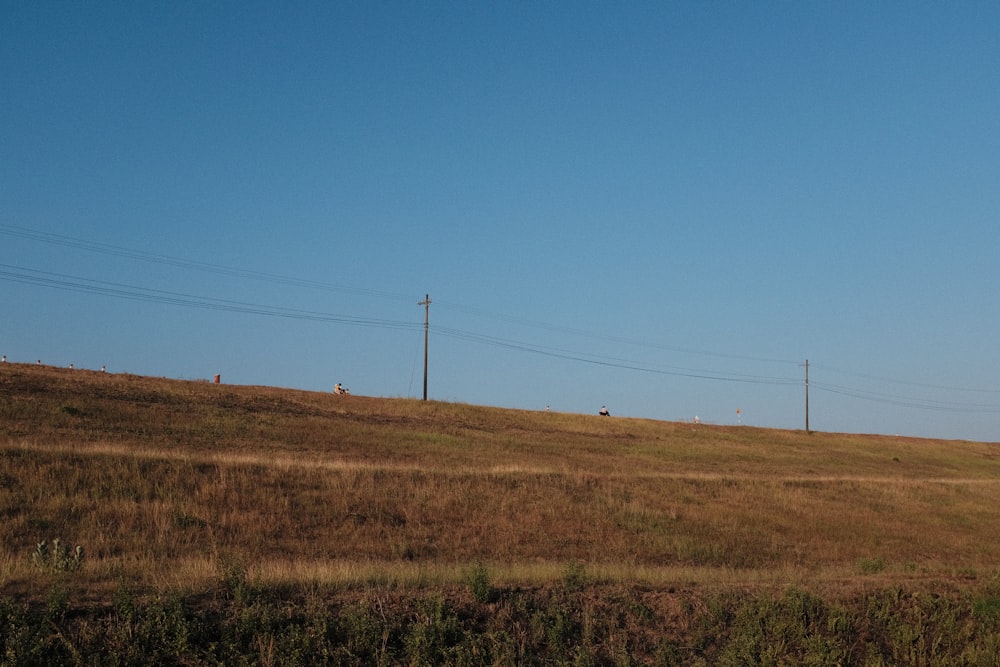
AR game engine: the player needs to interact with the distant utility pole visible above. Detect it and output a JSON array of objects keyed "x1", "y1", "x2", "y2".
[
  {"x1": 804, "y1": 359, "x2": 810, "y2": 434},
  {"x1": 418, "y1": 294, "x2": 431, "y2": 400}
]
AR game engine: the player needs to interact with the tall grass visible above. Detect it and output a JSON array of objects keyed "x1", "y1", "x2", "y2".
[{"x1": 2, "y1": 363, "x2": 1000, "y2": 601}]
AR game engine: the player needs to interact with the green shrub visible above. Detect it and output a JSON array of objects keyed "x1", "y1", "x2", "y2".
[
  {"x1": 858, "y1": 556, "x2": 886, "y2": 575},
  {"x1": 403, "y1": 597, "x2": 465, "y2": 665},
  {"x1": 563, "y1": 561, "x2": 587, "y2": 592},
  {"x1": 465, "y1": 561, "x2": 494, "y2": 603},
  {"x1": 689, "y1": 588, "x2": 856, "y2": 666},
  {"x1": 31, "y1": 539, "x2": 84, "y2": 573}
]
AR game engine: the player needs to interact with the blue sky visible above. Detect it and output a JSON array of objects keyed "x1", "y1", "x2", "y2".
[{"x1": 2, "y1": 2, "x2": 998, "y2": 441}]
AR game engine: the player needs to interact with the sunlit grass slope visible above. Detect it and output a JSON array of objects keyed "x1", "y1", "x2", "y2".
[{"x1": 2, "y1": 362, "x2": 998, "y2": 599}]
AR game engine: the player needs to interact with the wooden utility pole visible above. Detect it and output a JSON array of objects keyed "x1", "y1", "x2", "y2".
[
  {"x1": 804, "y1": 359, "x2": 810, "y2": 433},
  {"x1": 418, "y1": 294, "x2": 431, "y2": 400}
]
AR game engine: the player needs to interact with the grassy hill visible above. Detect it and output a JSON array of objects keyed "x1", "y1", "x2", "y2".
[{"x1": 3, "y1": 362, "x2": 1000, "y2": 664}]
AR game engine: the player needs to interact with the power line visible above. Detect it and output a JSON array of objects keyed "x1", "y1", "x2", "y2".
[
  {"x1": 0, "y1": 223, "x2": 417, "y2": 303},
  {"x1": 434, "y1": 298, "x2": 802, "y2": 366},
  {"x1": 1, "y1": 222, "x2": 801, "y2": 366},
  {"x1": 0, "y1": 260, "x2": 800, "y2": 387},
  {"x1": 0, "y1": 264, "x2": 421, "y2": 331},
  {"x1": 810, "y1": 361, "x2": 1000, "y2": 395},
  {"x1": 433, "y1": 325, "x2": 801, "y2": 386},
  {"x1": 4, "y1": 223, "x2": 998, "y2": 415},
  {"x1": 811, "y1": 380, "x2": 1000, "y2": 414}
]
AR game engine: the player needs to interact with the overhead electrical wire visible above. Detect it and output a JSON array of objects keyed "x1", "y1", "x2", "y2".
[
  {"x1": 2, "y1": 223, "x2": 998, "y2": 414},
  {"x1": 0, "y1": 223, "x2": 416, "y2": 303},
  {"x1": 0, "y1": 264, "x2": 421, "y2": 331},
  {"x1": 433, "y1": 325, "x2": 801, "y2": 386},
  {"x1": 809, "y1": 361, "x2": 1000, "y2": 395},
  {"x1": 0, "y1": 222, "x2": 798, "y2": 365},
  {"x1": 0, "y1": 262, "x2": 799, "y2": 386},
  {"x1": 811, "y1": 381, "x2": 1000, "y2": 414},
  {"x1": 433, "y1": 299, "x2": 802, "y2": 366}
]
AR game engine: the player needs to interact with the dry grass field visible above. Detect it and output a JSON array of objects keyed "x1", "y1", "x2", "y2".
[
  {"x1": 2, "y1": 362, "x2": 1000, "y2": 664},
  {"x1": 3, "y1": 362, "x2": 998, "y2": 598}
]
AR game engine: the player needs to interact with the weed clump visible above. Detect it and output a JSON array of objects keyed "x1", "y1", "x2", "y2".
[
  {"x1": 31, "y1": 539, "x2": 84, "y2": 573},
  {"x1": 465, "y1": 561, "x2": 495, "y2": 603},
  {"x1": 858, "y1": 556, "x2": 887, "y2": 575},
  {"x1": 562, "y1": 561, "x2": 586, "y2": 592}
]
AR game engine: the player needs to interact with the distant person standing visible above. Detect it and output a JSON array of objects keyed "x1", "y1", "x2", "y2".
[
  {"x1": 599, "y1": 405, "x2": 610, "y2": 416},
  {"x1": 1, "y1": 355, "x2": 5, "y2": 364}
]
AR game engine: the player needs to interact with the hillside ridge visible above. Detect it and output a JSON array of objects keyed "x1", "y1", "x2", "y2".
[{"x1": 3, "y1": 360, "x2": 1000, "y2": 602}]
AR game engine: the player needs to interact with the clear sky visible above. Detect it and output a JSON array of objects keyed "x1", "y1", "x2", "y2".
[{"x1": 2, "y1": 2, "x2": 998, "y2": 442}]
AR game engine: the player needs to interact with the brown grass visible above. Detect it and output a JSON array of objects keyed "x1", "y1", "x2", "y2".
[{"x1": 2, "y1": 362, "x2": 999, "y2": 601}]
